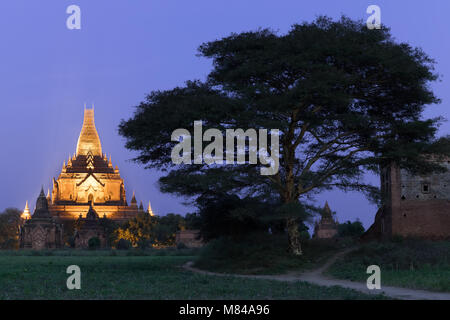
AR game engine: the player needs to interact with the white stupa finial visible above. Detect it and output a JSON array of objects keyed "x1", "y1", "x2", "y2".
[
  {"x1": 148, "y1": 201, "x2": 154, "y2": 216},
  {"x1": 21, "y1": 201, "x2": 31, "y2": 220}
]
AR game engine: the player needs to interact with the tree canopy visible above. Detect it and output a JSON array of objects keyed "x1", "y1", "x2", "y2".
[
  {"x1": 115, "y1": 213, "x2": 186, "y2": 247},
  {"x1": 119, "y1": 16, "x2": 449, "y2": 254}
]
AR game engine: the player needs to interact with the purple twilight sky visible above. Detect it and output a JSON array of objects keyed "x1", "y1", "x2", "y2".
[{"x1": 0, "y1": 0, "x2": 449, "y2": 230}]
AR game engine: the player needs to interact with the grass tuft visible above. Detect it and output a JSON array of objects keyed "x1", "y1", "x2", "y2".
[{"x1": 327, "y1": 239, "x2": 450, "y2": 292}]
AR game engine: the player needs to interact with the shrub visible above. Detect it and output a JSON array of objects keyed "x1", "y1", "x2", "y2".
[
  {"x1": 341, "y1": 239, "x2": 449, "y2": 270},
  {"x1": 338, "y1": 220, "x2": 365, "y2": 238},
  {"x1": 88, "y1": 237, "x2": 101, "y2": 250},
  {"x1": 116, "y1": 238, "x2": 131, "y2": 250},
  {"x1": 177, "y1": 242, "x2": 187, "y2": 250},
  {"x1": 0, "y1": 238, "x2": 18, "y2": 250},
  {"x1": 0, "y1": 208, "x2": 21, "y2": 249},
  {"x1": 195, "y1": 233, "x2": 341, "y2": 275},
  {"x1": 391, "y1": 234, "x2": 404, "y2": 243},
  {"x1": 299, "y1": 230, "x2": 310, "y2": 241},
  {"x1": 66, "y1": 236, "x2": 76, "y2": 248},
  {"x1": 137, "y1": 239, "x2": 152, "y2": 249}
]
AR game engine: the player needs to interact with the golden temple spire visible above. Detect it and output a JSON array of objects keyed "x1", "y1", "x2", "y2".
[
  {"x1": 21, "y1": 201, "x2": 31, "y2": 220},
  {"x1": 76, "y1": 108, "x2": 103, "y2": 157},
  {"x1": 148, "y1": 201, "x2": 154, "y2": 216}
]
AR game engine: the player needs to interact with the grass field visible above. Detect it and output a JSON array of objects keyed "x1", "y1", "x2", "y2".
[
  {"x1": 0, "y1": 249, "x2": 385, "y2": 300},
  {"x1": 327, "y1": 240, "x2": 450, "y2": 292}
]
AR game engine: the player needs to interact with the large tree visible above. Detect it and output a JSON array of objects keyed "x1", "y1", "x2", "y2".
[{"x1": 119, "y1": 16, "x2": 449, "y2": 255}]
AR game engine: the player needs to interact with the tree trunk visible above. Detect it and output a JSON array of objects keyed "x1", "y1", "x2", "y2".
[{"x1": 286, "y1": 217, "x2": 302, "y2": 255}]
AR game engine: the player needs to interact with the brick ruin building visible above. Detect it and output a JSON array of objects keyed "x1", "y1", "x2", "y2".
[
  {"x1": 20, "y1": 107, "x2": 154, "y2": 249},
  {"x1": 20, "y1": 188, "x2": 64, "y2": 249},
  {"x1": 175, "y1": 230, "x2": 204, "y2": 248},
  {"x1": 313, "y1": 202, "x2": 338, "y2": 239},
  {"x1": 364, "y1": 161, "x2": 450, "y2": 240}
]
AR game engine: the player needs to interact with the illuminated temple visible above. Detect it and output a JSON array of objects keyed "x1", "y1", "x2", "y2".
[
  {"x1": 20, "y1": 107, "x2": 154, "y2": 249},
  {"x1": 48, "y1": 108, "x2": 153, "y2": 221}
]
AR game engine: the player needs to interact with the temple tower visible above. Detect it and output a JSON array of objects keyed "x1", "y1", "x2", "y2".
[
  {"x1": 45, "y1": 107, "x2": 151, "y2": 223},
  {"x1": 76, "y1": 108, "x2": 103, "y2": 157},
  {"x1": 20, "y1": 188, "x2": 63, "y2": 249},
  {"x1": 313, "y1": 202, "x2": 338, "y2": 239},
  {"x1": 20, "y1": 106, "x2": 156, "y2": 227}
]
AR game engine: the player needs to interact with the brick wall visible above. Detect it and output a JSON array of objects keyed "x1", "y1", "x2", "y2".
[
  {"x1": 394, "y1": 199, "x2": 450, "y2": 239},
  {"x1": 364, "y1": 162, "x2": 450, "y2": 240}
]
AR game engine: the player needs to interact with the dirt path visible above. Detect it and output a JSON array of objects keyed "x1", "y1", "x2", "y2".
[{"x1": 183, "y1": 249, "x2": 450, "y2": 300}]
